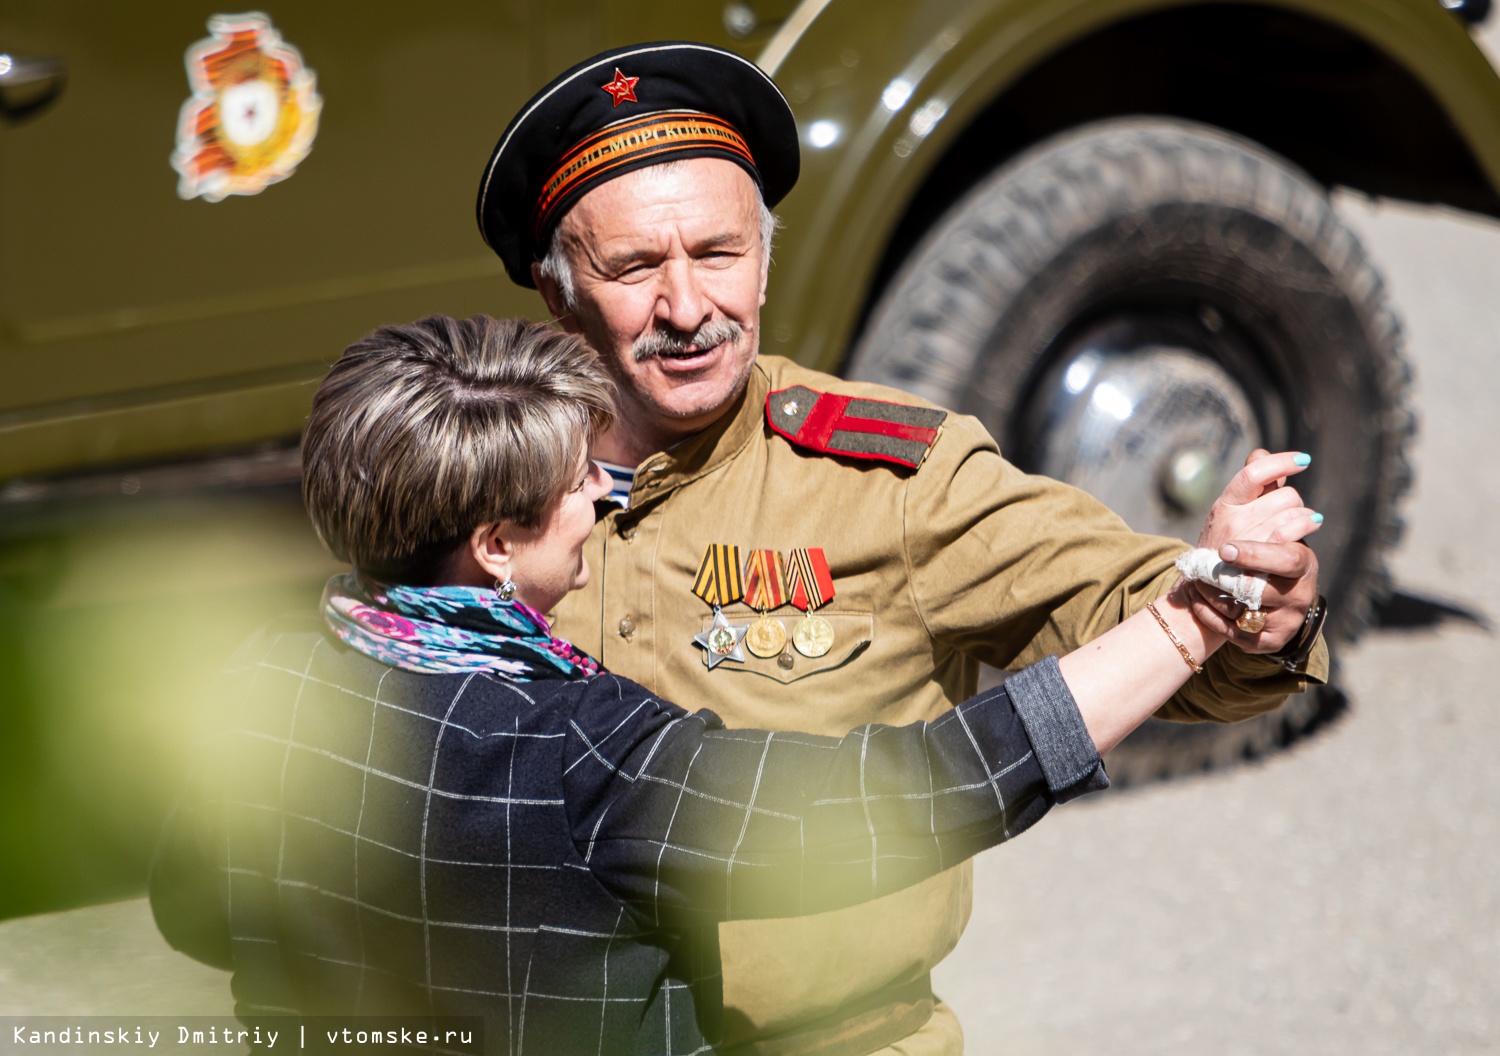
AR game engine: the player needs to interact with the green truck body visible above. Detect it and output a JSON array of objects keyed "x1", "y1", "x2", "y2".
[{"x1": 3, "y1": 0, "x2": 1497, "y2": 481}]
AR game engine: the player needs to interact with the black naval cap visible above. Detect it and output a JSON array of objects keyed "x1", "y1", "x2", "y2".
[{"x1": 476, "y1": 41, "x2": 800, "y2": 288}]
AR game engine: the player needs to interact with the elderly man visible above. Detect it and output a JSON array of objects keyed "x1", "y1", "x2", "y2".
[{"x1": 476, "y1": 41, "x2": 1326, "y2": 1056}]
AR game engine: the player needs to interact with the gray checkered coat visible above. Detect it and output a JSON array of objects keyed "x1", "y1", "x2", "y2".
[{"x1": 150, "y1": 615, "x2": 1105, "y2": 1054}]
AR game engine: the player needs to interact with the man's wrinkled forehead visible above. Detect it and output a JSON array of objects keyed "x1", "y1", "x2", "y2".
[{"x1": 550, "y1": 158, "x2": 765, "y2": 266}]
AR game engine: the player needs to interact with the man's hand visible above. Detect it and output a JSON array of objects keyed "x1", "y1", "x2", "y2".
[{"x1": 1185, "y1": 449, "x2": 1322, "y2": 653}]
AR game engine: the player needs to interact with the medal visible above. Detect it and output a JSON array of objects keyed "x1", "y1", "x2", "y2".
[
  {"x1": 745, "y1": 615, "x2": 787, "y2": 658},
  {"x1": 792, "y1": 615, "x2": 834, "y2": 658},
  {"x1": 694, "y1": 606, "x2": 747, "y2": 668},
  {"x1": 692, "y1": 544, "x2": 747, "y2": 668},
  {"x1": 786, "y1": 547, "x2": 837, "y2": 658},
  {"x1": 743, "y1": 548, "x2": 789, "y2": 658}
]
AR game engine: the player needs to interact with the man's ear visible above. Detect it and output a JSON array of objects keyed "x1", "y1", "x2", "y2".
[
  {"x1": 532, "y1": 263, "x2": 581, "y2": 334},
  {"x1": 758, "y1": 240, "x2": 771, "y2": 308}
]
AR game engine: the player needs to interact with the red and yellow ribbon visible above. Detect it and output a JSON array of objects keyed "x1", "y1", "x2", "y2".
[{"x1": 744, "y1": 549, "x2": 787, "y2": 612}]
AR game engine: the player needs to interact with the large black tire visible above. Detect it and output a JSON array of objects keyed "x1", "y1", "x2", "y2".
[{"x1": 849, "y1": 118, "x2": 1413, "y2": 785}]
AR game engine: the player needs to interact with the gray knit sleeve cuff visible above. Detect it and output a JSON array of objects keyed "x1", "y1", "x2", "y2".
[{"x1": 1005, "y1": 656, "x2": 1109, "y2": 803}]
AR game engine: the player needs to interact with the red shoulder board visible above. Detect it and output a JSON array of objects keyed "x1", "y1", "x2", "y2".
[{"x1": 766, "y1": 385, "x2": 947, "y2": 469}]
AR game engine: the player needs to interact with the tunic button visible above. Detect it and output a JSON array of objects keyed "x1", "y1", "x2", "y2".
[
  {"x1": 618, "y1": 616, "x2": 636, "y2": 640},
  {"x1": 619, "y1": 524, "x2": 637, "y2": 541}
]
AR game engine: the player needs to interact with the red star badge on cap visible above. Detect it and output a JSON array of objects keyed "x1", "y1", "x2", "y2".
[{"x1": 601, "y1": 68, "x2": 639, "y2": 107}]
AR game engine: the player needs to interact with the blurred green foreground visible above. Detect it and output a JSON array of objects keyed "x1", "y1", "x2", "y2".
[{"x1": 0, "y1": 491, "x2": 340, "y2": 921}]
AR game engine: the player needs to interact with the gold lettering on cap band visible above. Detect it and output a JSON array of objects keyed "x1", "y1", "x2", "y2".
[{"x1": 533, "y1": 111, "x2": 756, "y2": 237}]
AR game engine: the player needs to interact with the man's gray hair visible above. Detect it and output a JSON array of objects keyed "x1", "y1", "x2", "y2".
[
  {"x1": 302, "y1": 315, "x2": 615, "y2": 585},
  {"x1": 538, "y1": 197, "x2": 780, "y2": 313}
]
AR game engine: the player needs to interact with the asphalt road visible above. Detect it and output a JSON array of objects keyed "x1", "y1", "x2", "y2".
[
  {"x1": 932, "y1": 193, "x2": 1500, "y2": 1054},
  {"x1": 5, "y1": 47, "x2": 1500, "y2": 1056}
]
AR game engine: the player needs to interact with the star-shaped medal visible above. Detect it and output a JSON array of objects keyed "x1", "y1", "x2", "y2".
[
  {"x1": 601, "y1": 68, "x2": 639, "y2": 107},
  {"x1": 694, "y1": 607, "x2": 747, "y2": 669}
]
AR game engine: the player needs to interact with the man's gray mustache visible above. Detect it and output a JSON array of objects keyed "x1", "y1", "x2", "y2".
[{"x1": 631, "y1": 321, "x2": 743, "y2": 362}]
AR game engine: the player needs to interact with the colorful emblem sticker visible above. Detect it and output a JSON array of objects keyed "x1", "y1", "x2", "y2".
[{"x1": 171, "y1": 12, "x2": 322, "y2": 202}]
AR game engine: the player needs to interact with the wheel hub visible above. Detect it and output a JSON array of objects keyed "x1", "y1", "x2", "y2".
[
  {"x1": 1161, "y1": 446, "x2": 1223, "y2": 514},
  {"x1": 1020, "y1": 314, "x2": 1262, "y2": 542}
]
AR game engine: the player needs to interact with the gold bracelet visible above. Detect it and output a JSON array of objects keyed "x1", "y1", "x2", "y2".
[{"x1": 1147, "y1": 601, "x2": 1203, "y2": 674}]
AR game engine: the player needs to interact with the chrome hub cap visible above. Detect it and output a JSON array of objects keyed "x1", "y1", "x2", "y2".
[{"x1": 1019, "y1": 314, "x2": 1263, "y2": 541}]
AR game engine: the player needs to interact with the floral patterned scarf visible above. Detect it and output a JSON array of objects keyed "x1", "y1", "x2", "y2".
[{"x1": 321, "y1": 572, "x2": 600, "y2": 682}]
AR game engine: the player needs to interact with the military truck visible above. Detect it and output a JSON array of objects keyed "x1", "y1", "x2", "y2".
[{"x1": 4, "y1": 0, "x2": 1499, "y2": 802}]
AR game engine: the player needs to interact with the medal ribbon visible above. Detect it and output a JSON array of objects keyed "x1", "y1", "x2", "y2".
[
  {"x1": 785, "y1": 548, "x2": 835, "y2": 612},
  {"x1": 692, "y1": 544, "x2": 744, "y2": 607},
  {"x1": 743, "y1": 549, "x2": 787, "y2": 612}
]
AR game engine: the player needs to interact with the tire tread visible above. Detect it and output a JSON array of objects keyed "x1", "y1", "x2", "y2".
[{"x1": 851, "y1": 118, "x2": 1415, "y2": 784}]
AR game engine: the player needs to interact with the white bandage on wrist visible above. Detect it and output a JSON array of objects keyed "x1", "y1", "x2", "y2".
[{"x1": 1175, "y1": 548, "x2": 1266, "y2": 610}]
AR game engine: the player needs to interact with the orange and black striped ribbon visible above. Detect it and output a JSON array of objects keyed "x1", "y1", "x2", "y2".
[
  {"x1": 743, "y1": 549, "x2": 787, "y2": 612},
  {"x1": 692, "y1": 544, "x2": 744, "y2": 608},
  {"x1": 786, "y1": 548, "x2": 835, "y2": 612},
  {"x1": 534, "y1": 111, "x2": 755, "y2": 238}
]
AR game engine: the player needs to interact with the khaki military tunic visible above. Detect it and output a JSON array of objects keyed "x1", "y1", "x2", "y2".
[{"x1": 552, "y1": 356, "x2": 1326, "y2": 1056}]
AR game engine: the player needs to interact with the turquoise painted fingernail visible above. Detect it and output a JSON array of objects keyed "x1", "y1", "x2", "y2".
[
  {"x1": 1310, "y1": 512, "x2": 1324, "y2": 524},
  {"x1": 1294, "y1": 453, "x2": 1312, "y2": 467}
]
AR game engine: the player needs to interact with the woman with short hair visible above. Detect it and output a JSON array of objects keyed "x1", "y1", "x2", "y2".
[{"x1": 151, "y1": 315, "x2": 1312, "y2": 1053}]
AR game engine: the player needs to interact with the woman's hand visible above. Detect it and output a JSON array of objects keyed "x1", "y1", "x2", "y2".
[{"x1": 1187, "y1": 449, "x2": 1323, "y2": 652}]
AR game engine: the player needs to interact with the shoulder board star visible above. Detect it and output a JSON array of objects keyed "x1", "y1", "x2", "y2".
[
  {"x1": 767, "y1": 385, "x2": 948, "y2": 469},
  {"x1": 601, "y1": 68, "x2": 639, "y2": 107}
]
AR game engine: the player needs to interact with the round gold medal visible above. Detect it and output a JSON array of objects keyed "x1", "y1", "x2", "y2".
[
  {"x1": 793, "y1": 614, "x2": 835, "y2": 658},
  {"x1": 745, "y1": 616, "x2": 787, "y2": 658}
]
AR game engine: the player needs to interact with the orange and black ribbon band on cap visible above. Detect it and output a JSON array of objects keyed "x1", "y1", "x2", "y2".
[{"x1": 533, "y1": 111, "x2": 756, "y2": 240}]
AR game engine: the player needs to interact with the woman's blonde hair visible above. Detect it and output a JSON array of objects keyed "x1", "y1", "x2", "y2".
[{"x1": 302, "y1": 315, "x2": 615, "y2": 584}]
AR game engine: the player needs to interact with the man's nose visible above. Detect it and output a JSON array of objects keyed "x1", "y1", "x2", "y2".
[{"x1": 654, "y1": 258, "x2": 711, "y2": 333}]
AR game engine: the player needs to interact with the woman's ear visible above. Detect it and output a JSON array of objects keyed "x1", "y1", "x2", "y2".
[{"x1": 468, "y1": 522, "x2": 515, "y2": 585}]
